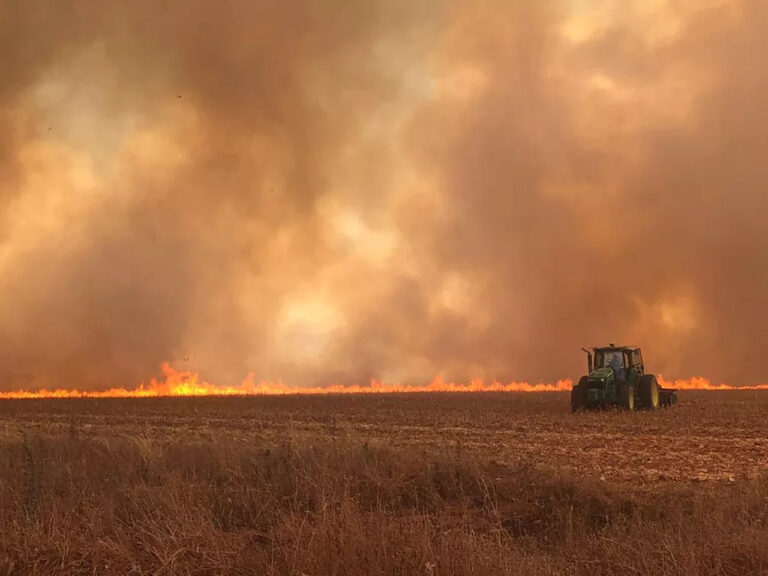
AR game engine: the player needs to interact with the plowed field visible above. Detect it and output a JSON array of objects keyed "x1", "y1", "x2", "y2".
[{"x1": 2, "y1": 390, "x2": 766, "y2": 485}]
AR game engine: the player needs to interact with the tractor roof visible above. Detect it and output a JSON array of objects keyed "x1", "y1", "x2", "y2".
[{"x1": 592, "y1": 344, "x2": 639, "y2": 351}]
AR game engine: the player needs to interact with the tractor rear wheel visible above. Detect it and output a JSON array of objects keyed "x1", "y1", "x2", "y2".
[
  {"x1": 638, "y1": 375, "x2": 660, "y2": 410},
  {"x1": 619, "y1": 384, "x2": 635, "y2": 411},
  {"x1": 571, "y1": 377, "x2": 589, "y2": 412}
]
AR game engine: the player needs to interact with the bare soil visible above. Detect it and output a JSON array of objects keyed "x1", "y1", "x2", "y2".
[{"x1": 2, "y1": 390, "x2": 766, "y2": 484}]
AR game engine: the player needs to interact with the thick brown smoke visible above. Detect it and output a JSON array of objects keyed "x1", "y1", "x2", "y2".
[{"x1": 0, "y1": 0, "x2": 765, "y2": 390}]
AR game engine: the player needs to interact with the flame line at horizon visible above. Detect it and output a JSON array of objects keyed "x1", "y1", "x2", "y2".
[{"x1": 0, "y1": 364, "x2": 766, "y2": 399}]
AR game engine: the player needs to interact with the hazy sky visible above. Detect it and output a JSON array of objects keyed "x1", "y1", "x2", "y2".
[{"x1": 1, "y1": 0, "x2": 765, "y2": 389}]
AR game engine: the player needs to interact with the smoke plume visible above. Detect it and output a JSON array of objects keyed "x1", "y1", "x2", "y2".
[{"x1": 0, "y1": 0, "x2": 765, "y2": 389}]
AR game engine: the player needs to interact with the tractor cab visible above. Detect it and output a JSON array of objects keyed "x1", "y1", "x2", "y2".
[{"x1": 590, "y1": 345, "x2": 645, "y2": 385}]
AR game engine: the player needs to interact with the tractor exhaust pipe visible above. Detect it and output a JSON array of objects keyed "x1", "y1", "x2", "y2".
[{"x1": 582, "y1": 347, "x2": 593, "y2": 373}]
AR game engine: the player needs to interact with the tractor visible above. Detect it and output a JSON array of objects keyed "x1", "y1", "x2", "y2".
[{"x1": 571, "y1": 344, "x2": 677, "y2": 411}]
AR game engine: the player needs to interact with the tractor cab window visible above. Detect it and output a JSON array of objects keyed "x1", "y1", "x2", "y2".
[{"x1": 595, "y1": 350, "x2": 624, "y2": 371}]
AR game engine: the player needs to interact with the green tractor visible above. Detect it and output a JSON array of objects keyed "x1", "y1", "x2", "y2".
[{"x1": 571, "y1": 344, "x2": 677, "y2": 412}]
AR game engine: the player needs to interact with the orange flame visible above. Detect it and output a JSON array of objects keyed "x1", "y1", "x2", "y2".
[
  {"x1": 0, "y1": 365, "x2": 766, "y2": 399},
  {"x1": 0, "y1": 363, "x2": 572, "y2": 398},
  {"x1": 657, "y1": 376, "x2": 768, "y2": 391}
]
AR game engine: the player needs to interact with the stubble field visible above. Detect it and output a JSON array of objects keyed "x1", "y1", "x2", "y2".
[{"x1": 0, "y1": 391, "x2": 767, "y2": 575}]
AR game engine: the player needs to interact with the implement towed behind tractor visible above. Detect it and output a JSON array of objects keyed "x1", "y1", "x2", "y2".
[{"x1": 571, "y1": 344, "x2": 677, "y2": 411}]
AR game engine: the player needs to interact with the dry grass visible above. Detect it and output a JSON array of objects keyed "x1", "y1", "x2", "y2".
[{"x1": 0, "y1": 392, "x2": 766, "y2": 575}]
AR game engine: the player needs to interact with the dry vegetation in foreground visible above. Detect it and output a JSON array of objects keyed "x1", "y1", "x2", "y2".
[{"x1": 0, "y1": 392, "x2": 766, "y2": 575}]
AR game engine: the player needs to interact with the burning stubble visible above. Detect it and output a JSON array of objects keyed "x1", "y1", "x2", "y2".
[{"x1": 0, "y1": 0, "x2": 767, "y2": 392}]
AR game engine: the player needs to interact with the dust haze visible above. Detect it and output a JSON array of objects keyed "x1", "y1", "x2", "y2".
[{"x1": 0, "y1": 0, "x2": 765, "y2": 390}]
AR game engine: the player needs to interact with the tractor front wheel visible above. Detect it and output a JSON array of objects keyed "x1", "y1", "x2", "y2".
[
  {"x1": 571, "y1": 377, "x2": 589, "y2": 412},
  {"x1": 638, "y1": 375, "x2": 660, "y2": 410},
  {"x1": 619, "y1": 384, "x2": 635, "y2": 411}
]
